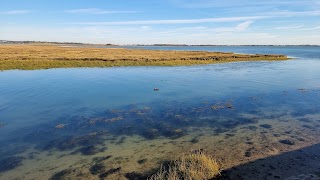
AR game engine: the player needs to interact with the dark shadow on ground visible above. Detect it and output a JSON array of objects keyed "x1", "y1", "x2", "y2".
[{"x1": 215, "y1": 144, "x2": 320, "y2": 180}]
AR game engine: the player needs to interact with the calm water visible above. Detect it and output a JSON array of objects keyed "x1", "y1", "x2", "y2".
[{"x1": 0, "y1": 46, "x2": 320, "y2": 179}]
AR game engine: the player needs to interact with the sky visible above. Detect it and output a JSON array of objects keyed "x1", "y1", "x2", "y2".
[{"x1": 0, "y1": 0, "x2": 320, "y2": 45}]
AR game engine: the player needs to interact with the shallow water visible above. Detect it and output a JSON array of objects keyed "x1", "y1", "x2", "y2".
[{"x1": 0, "y1": 46, "x2": 320, "y2": 179}]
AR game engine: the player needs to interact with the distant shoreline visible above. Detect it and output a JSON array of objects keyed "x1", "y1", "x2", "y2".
[
  {"x1": 0, "y1": 44, "x2": 290, "y2": 70},
  {"x1": 0, "y1": 40, "x2": 319, "y2": 47}
]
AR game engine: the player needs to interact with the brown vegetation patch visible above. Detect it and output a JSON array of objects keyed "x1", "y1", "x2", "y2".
[
  {"x1": 0, "y1": 44, "x2": 289, "y2": 70},
  {"x1": 149, "y1": 152, "x2": 220, "y2": 180}
]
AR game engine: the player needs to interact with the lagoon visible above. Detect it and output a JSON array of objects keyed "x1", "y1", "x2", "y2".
[{"x1": 0, "y1": 46, "x2": 320, "y2": 179}]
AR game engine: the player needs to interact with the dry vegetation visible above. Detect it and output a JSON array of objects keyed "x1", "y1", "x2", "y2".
[
  {"x1": 148, "y1": 153, "x2": 220, "y2": 180},
  {"x1": 0, "y1": 44, "x2": 289, "y2": 70}
]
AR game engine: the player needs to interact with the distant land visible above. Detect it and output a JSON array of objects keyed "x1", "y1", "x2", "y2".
[
  {"x1": 0, "y1": 44, "x2": 289, "y2": 70},
  {"x1": 0, "y1": 40, "x2": 115, "y2": 46},
  {"x1": 0, "y1": 40, "x2": 319, "y2": 47}
]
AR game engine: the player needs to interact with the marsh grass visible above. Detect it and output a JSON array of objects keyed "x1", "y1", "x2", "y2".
[
  {"x1": 0, "y1": 44, "x2": 289, "y2": 70},
  {"x1": 149, "y1": 153, "x2": 220, "y2": 180}
]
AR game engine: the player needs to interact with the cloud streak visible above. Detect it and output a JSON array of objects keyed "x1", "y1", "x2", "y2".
[
  {"x1": 275, "y1": 24, "x2": 320, "y2": 31},
  {"x1": 170, "y1": 0, "x2": 317, "y2": 9},
  {"x1": 275, "y1": 25, "x2": 305, "y2": 30},
  {"x1": 69, "y1": 16, "x2": 265, "y2": 25},
  {"x1": 301, "y1": 26, "x2": 320, "y2": 31},
  {"x1": 208, "y1": 21, "x2": 254, "y2": 33},
  {"x1": 268, "y1": 10, "x2": 320, "y2": 17},
  {"x1": 66, "y1": 9, "x2": 320, "y2": 26},
  {"x1": 235, "y1": 20, "x2": 254, "y2": 31},
  {"x1": 0, "y1": 10, "x2": 31, "y2": 15},
  {"x1": 65, "y1": 8, "x2": 139, "y2": 14},
  {"x1": 160, "y1": 21, "x2": 254, "y2": 36}
]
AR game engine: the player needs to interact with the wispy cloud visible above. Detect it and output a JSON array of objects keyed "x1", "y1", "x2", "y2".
[
  {"x1": 269, "y1": 10, "x2": 320, "y2": 17},
  {"x1": 275, "y1": 25, "x2": 305, "y2": 30},
  {"x1": 69, "y1": 16, "x2": 265, "y2": 25},
  {"x1": 0, "y1": 10, "x2": 31, "y2": 15},
  {"x1": 65, "y1": 8, "x2": 139, "y2": 14},
  {"x1": 301, "y1": 26, "x2": 320, "y2": 31},
  {"x1": 235, "y1": 20, "x2": 254, "y2": 31},
  {"x1": 169, "y1": 0, "x2": 314, "y2": 8},
  {"x1": 158, "y1": 26, "x2": 208, "y2": 35},
  {"x1": 140, "y1": 26, "x2": 152, "y2": 31},
  {"x1": 274, "y1": 24, "x2": 320, "y2": 31},
  {"x1": 207, "y1": 21, "x2": 254, "y2": 33},
  {"x1": 158, "y1": 21, "x2": 254, "y2": 36},
  {"x1": 210, "y1": 21, "x2": 253, "y2": 33}
]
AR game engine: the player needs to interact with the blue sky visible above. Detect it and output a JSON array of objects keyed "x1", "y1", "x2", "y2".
[{"x1": 0, "y1": 0, "x2": 320, "y2": 45}]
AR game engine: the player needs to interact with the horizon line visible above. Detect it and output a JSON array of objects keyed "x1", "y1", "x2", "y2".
[{"x1": 1, "y1": 40, "x2": 319, "y2": 46}]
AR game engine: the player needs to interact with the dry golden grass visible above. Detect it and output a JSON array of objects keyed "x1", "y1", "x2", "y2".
[
  {"x1": 0, "y1": 44, "x2": 289, "y2": 70},
  {"x1": 148, "y1": 153, "x2": 220, "y2": 180}
]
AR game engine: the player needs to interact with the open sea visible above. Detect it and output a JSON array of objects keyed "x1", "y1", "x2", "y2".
[{"x1": 0, "y1": 46, "x2": 320, "y2": 179}]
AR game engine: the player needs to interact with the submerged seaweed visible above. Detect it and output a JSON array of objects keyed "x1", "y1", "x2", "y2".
[
  {"x1": 92, "y1": 156, "x2": 112, "y2": 163},
  {"x1": 74, "y1": 146, "x2": 106, "y2": 156},
  {"x1": 260, "y1": 124, "x2": 272, "y2": 129},
  {"x1": 90, "y1": 163, "x2": 106, "y2": 175},
  {"x1": 0, "y1": 156, "x2": 25, "y2": 173},
  {"x1": 125, "y1": 172, "x2": 146, "y2": 180},
  {"x1": 0, "y1": 122, "x2": 7, "y2": 128},
  {"x1": 49, "y1": 169, "x2": 73, "y2": 180},
  {"x1": 279, "y1": 139, "x2": 295, "y2": 145},
  {"x1": 99, "y1": 167, "x2": 121, "y2": 178},
  {"x1": 3, "y1": 88, "x2": 319, "y2": 171},
  {"x1": 37, "y1": 131, "x2": 107, "y2": 151},
  {"x1": 190, "y1": 136, "x2": 200, "y2": 144},
  {"x1": 137, "y1": 158, "x2": 148, "y2": 164}
]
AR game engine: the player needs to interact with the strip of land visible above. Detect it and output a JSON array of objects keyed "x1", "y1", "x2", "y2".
[{"x1": 0, "y1": 44, "x2": 290, "y2": 70}]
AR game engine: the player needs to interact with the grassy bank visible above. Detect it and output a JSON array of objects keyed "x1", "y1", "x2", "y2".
[{"x1": 0, "y1": 44, "x2": 290, "y2": 70}]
